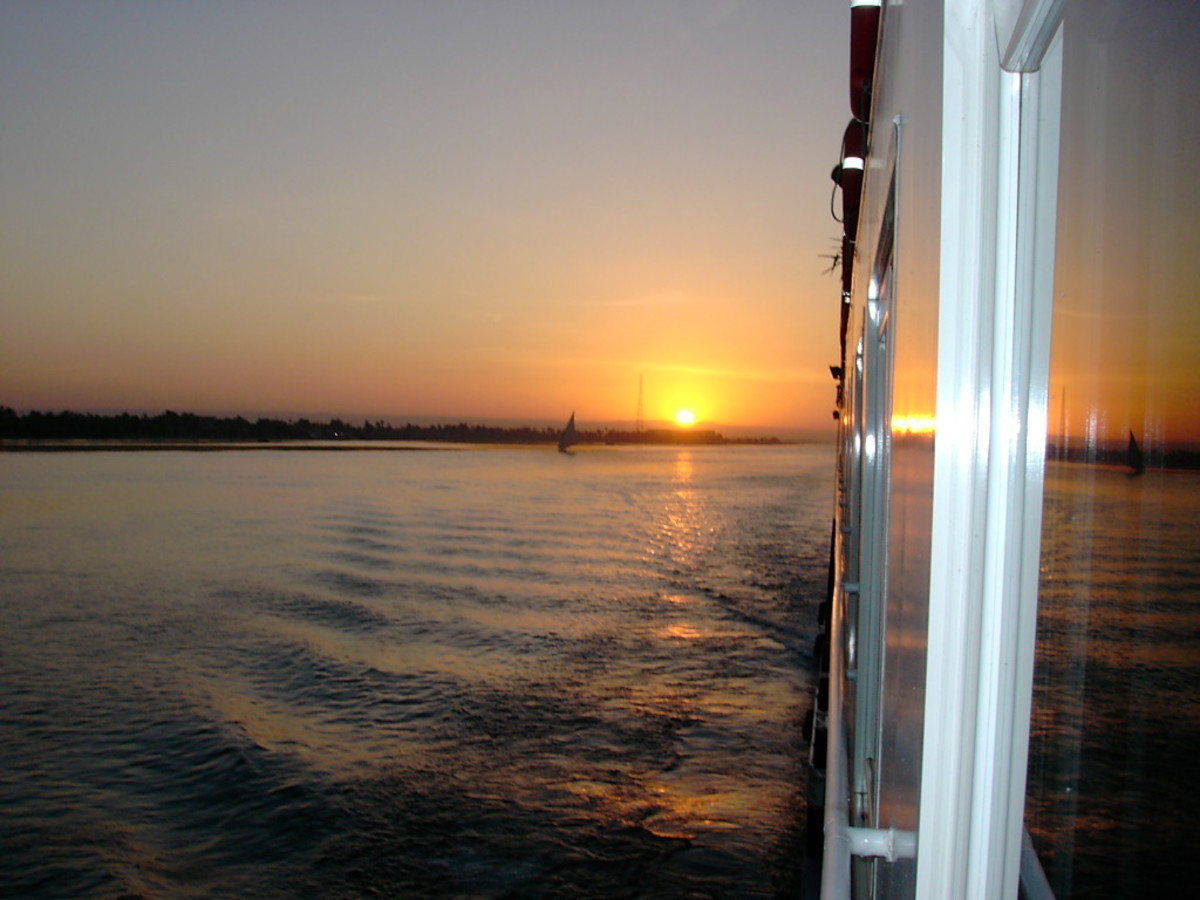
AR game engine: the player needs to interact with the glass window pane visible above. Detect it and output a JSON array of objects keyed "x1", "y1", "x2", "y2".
[{"x1": 1026, "y1": 3, "x2": 1200, "y2": 897}]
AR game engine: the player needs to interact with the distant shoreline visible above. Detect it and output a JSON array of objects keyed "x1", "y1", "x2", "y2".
[
  {"x1": 0, "y1": 440, "x2": 445, "y2": 453},
  {"x1": 0, "y1": 408, "x2": 787, "y2": 448},
  {"x1": 0, "y1": 440, "x2": 796, "y2": 453}
]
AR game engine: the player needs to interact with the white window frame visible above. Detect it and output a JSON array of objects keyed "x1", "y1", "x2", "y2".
[{"x1": 918, "y1": 2, "x2": 1063, "y2": 898}]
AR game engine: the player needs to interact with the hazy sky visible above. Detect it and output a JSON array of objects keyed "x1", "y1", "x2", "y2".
[{"x1": 0, "y1": 0, "x2": 847, "y2": 430}]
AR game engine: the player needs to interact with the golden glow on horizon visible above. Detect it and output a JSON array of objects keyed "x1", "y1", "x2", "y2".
[
  {"x1": 892, "y1": 414, "x2": 937, "y2": 435},
  {"x1": 675, "y1": 410, "x2": 696, "y2": 427},
  {"x1": 0, "y1": 3, "x2": 859, "y2": 434}
]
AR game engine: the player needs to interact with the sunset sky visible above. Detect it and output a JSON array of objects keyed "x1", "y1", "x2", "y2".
[{"x1": 0, "y1": 0, "x2": 848, "y2": 432}]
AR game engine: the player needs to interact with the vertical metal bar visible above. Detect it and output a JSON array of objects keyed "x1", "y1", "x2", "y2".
[{"x1": 821, "y1": 587, "x2": 854, "y2": 900}]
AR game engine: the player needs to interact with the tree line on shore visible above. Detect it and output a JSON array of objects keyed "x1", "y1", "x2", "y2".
[{"x1": 0, "y1": 407, "x2": 781, "y2": 446}]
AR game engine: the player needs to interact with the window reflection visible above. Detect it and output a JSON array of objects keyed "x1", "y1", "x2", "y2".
[{"x1": 1027, "y1": 3, "x2": 1200, "y2": 897}]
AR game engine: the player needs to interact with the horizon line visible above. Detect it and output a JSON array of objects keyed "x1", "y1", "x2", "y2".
[{"x1": 2, "y1": 404, "x2": 832, "y2": 437}]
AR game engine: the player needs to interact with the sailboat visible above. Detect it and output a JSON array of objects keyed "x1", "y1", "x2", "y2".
[
  {"x1": 1127, "y1": 429, "x2": 1145, "y2": 476},
  {"x1": 557, "y1": 412, "x2": 578, "y2": 453}
]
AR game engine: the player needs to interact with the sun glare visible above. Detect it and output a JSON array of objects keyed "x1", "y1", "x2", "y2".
[{"x1": 675, "y1": 410, "x2": 696, "y2": 427}]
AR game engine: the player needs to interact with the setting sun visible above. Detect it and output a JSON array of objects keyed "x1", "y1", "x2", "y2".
[{"x1": 675, "y1": 410, "x2": 696, "y2": 426}]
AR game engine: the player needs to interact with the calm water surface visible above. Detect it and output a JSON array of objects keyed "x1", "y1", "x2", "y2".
[{"x1": 0, "y1": 444, "x2": 832, "y2": 899}]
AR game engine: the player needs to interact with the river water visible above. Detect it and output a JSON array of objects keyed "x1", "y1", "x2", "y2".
[{"x1": 0, "y1": 444, "x2": 832, "y2": 899}]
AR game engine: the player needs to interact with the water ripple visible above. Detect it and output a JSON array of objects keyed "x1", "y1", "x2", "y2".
[{"x1": 0, "y1": 445, "x2": 829, "y2": 898}]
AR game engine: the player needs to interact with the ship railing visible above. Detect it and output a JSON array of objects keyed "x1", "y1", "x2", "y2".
[
  {"x1": 819, "y1": 577, "x2": 1057, "y2": 900},
  {"x1": 820, "y1": 584, "x2": 915, "y2": 900}
]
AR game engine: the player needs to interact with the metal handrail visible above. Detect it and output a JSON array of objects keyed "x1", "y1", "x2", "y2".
[
  {"x1": 820, "y1": 588, "x2": 854, "y2": 900},
  {"x1": 821, "y1": 585, "x2": 917, "y2": 900}
]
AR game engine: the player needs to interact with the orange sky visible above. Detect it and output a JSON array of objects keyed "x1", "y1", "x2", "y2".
[
  {"x1": 1044, "y1": 2, "x2": 1200, "y2": 448},
  {"x1": 0, "y1": 1, "x2": 849, "y2": 432}
]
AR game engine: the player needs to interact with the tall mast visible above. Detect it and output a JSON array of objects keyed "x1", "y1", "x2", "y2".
[{"x1": 635, "y1": 374, "x2": 644, "y2": 433}]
